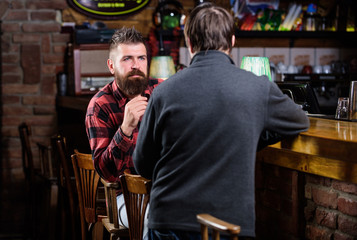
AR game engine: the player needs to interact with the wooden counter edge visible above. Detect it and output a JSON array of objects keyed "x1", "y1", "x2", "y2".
[{"x1": 257, "y1": 147, "x2": 357, "y2": 184}]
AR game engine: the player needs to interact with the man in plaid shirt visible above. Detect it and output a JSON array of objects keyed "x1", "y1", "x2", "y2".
[{"x1": 85, "y1": 27, "x2": 163, "y2": 235}]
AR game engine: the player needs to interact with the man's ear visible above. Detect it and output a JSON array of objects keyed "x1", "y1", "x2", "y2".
[
  {"x1": 107, "y1": 59, "x2": 115, "y2": 74},
  {"x1": 231, "y1": 35, "x2": 235, "y2": 48},
  {"x1": 186, "y1": 37, "x2": 195, "y2": 58}
]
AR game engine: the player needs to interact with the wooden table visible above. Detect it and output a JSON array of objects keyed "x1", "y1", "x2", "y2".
[{"x1": 257, "y1": 117, "x2": 357, "y2": 184}]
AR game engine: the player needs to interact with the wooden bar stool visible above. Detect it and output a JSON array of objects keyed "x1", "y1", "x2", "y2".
[{"x1": 197, "y1": 214, "x2": 241, "y2": 240}]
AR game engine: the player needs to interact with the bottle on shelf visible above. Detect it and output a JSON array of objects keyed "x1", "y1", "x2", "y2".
[{"x1": 303, "y1": 3, "x2": 320, "y2": 31}]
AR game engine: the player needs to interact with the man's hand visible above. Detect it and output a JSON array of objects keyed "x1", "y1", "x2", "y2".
[{"x1": 121, "y1": 95, "x2": 148, "y2": 137}]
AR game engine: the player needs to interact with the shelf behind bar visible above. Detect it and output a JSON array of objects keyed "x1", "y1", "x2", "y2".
[{"x1": 235, "y1": 31, "x2": 357, "y2": 48}]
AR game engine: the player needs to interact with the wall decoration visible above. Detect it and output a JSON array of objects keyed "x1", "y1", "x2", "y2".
[{"x1": 67, "y1": 0, "x2": 151, "y2": 19}]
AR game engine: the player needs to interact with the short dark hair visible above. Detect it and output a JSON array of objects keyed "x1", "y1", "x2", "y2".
[
  {"x1": 184, "y1": 3, "x2": 235, "y2": 53},
  {"x1": 109, "y1": 27, "x2": 147, "y2": 53}
]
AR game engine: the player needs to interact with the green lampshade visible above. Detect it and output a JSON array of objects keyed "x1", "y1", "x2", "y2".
[
  {"x1": 149, "y1": 56, "x2": 176, "y2": 80},
  {"x1": 240, "y1": 56, "x2": 272, "y2": 81}
]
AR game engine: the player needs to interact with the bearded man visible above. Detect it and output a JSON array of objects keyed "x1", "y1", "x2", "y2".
[{"x1": 85, "y1": 27, "x2": 163, "y2": 236}]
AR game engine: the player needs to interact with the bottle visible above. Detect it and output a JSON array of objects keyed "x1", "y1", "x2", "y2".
[{"x1": 303, "y1": 3, "x2": 318, "y2": 31}]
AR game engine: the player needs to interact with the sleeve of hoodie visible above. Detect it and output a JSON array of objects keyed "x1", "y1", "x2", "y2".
[
  {"x1": 257, "y1": 82, "x2": 310, "y2": 150},
  {"x1": 132, "y1": 96, "x2": 161, "y2": 180}
]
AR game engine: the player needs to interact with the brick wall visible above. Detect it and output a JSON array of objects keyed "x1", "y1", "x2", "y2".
[
  {"x1": 1, "y1": 0, "x2": 70, "y2": 183},
  {"x1": 305, "y1": 174, "x2": 357, "y2": 240},
  {"x1": 256, "y1": 161, "x2": 357, "y2": 240},
  {"x1": 0, "y1": 0, "x2": 198, "y2": 185}
]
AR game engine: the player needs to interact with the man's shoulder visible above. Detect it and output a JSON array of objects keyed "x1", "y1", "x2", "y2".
[
  {"x1": 87, "y1": 83, "x2": 116, "y2": 114},
  {"x1": 148, "y1": 78, "x2": 164, "y2": 87}
]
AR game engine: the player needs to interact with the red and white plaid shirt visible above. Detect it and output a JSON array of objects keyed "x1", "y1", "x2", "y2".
[{"x1": 85, "y1": 79, "x2": 162, "y2": 184}]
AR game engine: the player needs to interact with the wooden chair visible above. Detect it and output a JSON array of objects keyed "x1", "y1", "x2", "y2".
[
  {"x1": 197, "y1": 214, "x2": 241, "y2": 240},
  {"x1": 52, "y1": 135, "x2": 79, "y2": 240},
  {"x1": 19, "y1": 123, "x2": 59, "y2": 240},
  {"x1": 100, "y1": 178, "x2": 129, "y2": 240},
  {"x1": 18, "y1": 122, "x2": 36, "y2": 239},
  {"x1": 36, "y1": 142, "x2": 59, "y2": 240},
  {"x1": 120, "y1": 170, "x2": 152, "y2": 240},
  {"x1": 71, "y1": 151, "x2": 105, "y2": 240}
]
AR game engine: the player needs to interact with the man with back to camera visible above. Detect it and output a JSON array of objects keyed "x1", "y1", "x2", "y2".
[
  {"x1": 85, "y1": 27, "x2": 163, "y2": 238},
  {"x1": 133, "y1": 3, "x2": 310, "y2": 240}
]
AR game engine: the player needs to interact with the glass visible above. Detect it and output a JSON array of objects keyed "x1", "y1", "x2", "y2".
[{"x1": 335, "y1": 97, "x2": 349, "y2": 120}]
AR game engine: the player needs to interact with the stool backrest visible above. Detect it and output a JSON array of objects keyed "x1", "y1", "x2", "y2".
[
  {"x1": 197, "y1": 214, "x2": 241, "y2": 240},
  {"x1": 18, "y1": 122, "x2": 34, "y2": 183},
  {"x1": 71, "y1": 151, "x2": 100, "y2": 240},
  {"x1": 120, "y1": 170, "x2": 151, "y2": 240}
]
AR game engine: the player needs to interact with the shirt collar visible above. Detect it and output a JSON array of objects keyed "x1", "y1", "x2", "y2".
[{"x1": 190, "y1": 50, "x2": 235, "y2": 66}]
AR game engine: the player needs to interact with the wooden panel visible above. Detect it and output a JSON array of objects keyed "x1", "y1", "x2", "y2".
[{"x1": 257, "y1": 117, "x2": 357, "y2": 184}]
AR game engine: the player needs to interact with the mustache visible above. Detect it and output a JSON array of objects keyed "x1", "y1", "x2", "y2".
[{"x1": 127, "y1": 69, "x2": 146, "y2": 78}]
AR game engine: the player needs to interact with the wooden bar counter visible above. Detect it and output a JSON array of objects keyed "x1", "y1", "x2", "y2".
[
  {"x1": 255, "y1": 117, "x2": 357, "y2": 239},
  {"x1": 257, "y1": 116, "x2": 357, "y2": 184}
]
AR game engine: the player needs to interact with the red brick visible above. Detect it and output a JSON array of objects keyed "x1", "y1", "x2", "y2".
[
  {"x1": 332, "y1": 180, "x2": 357, "y2": 195},
  {"x1": 315, "y1": 207, "x2": 337, "y2": 229},
  {"x1": 41, "y1": 75, "x2": 57, "y2": 95},
  {"x1": 334, "y1": 231, "x2": 355, "y2": 240},
  {"x1": 33, "y1": 126, "x2": 56, "y2": 137},
  {"x1": 52, "y1": 33, "x2": 71, "y2": 43},
  {"x1": 2, "y1": 22, "x2": 21, "y2": 32},
  {"x1": 43, "y1": 53, "x2": 65, "y2": 64},
  {"x1": 1, "y1": 33, "x2": 12, "y2": 52},
  {"x1": 22, "y1": 22, "x2": 61, "y2": 33},
  {"x1": 26, "y1": 115, "x2": 56, "y2": 126},
  {"x1": 305, "y1": 224, "x2": 333, "y2": 240},
  {"x1": 26, "y1": 0, "x2": 68, "y2": 10},
  {"x1": 30, "y1": 11, "x2": 56, "y2": 21},
  {"x1": 41, "y1": 65, "x2": 57, "y2": 74},
  {"x1": 1, "y1": 116, "x2": 24, "y2": 127},
  {"x1": 53, "y1": 44, "x2": 67, "y2": 54},
  {"x1": 2, "y1": 106, "x2": 33, "y2": 116},
  {"x1": 42, "y1": 34, "x2": 51, "y2": 53},
  {"x1": 13, "y1": 33, "x2": 42, "y2": 43},
  {"x1": 2, "y1": 64, "x2": 22, "y2": 74},
  {"x1": 23, "y1": 95, "x2": 55, "y2": 105},
  {"x1": 338, "y1": 197, "x2": 357, "y2": 217},
  {"x1": 2, "y1": 157, "x2": 22, "y2": 169},
  {"x1": 0, "y1": 1, "x2": 8, "y2": 18},
  {"x1": 4, "y1": 10, "x2": 28, "y2": 20},
  {"x1": 1, "y1": 95, "x2": 20, "y2": 104},
  {"x1": 2, "y1": 84, "x2": 39, "y2": 95},
  {"x1": 34, "y1": 106, "x2": 56, "y2": 115},
  {"x1": 2, "y1": 53, "x2": 20, "y2": 63},
  {"x1": 21, "y1": 44, "x2": 41, "y2": 84},
  {"x1": 312, "y1": 186, "x2": 338, "y2": 209},
  {"x1": 2, "y1": 147, "x2": 22, "y2": 159},
  {"x1": 9, "y1": 0, "x2": 26, "y2": 9},
  {"x1": 1, "y1": 126, "x2": 19, "y2": 137},
  {"x1": 2, "y1": 74, "x2": 21, "y2": 83},
  {"x1": 338, "y1": 215, "x2": 357, "y2": 236}
]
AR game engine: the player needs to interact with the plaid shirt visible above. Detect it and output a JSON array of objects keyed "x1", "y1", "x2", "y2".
[{"x1": 85, "y1": 79, "x2": 162, "y2": 183}]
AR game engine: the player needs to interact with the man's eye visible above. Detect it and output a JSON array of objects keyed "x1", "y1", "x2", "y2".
[
  {"x1": 123, "y1": 57, "x2": 130, "y2": 61},
  {"x1": 139, "y1": 56, "x2": 146, "y2": 61}
]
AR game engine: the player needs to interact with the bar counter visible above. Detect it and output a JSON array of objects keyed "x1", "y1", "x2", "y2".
[
  {"x1": 257, "y1": 117, "x2": 357, "y2": 184},
  {"x1": 57, "y1": 96, "x2": 357, "y2": 184}
]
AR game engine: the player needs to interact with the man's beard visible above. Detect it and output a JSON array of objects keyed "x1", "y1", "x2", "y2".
[{"x1": 116, "y1": 69, "x2": 148, "y2": 98}]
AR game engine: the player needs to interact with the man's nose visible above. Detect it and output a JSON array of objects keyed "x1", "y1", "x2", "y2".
[{"x1": 131, "y1": 59, "x2": 139, "y2": 69}]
